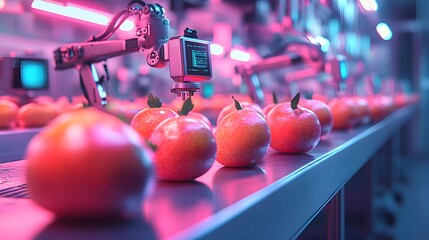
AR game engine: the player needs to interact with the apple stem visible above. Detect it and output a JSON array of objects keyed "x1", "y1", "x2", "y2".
[{"x1": 232, "y1": 96, "x2": 243, "y2": 110}]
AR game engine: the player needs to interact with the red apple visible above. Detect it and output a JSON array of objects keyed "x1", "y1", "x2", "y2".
[
  {"x1": 215, "y1": 97, "x2": 271, "y2": 167},
  {"x1": 328, "y1": 97, "x2": 360, "y2": 130},
  {"x1": 149, "y1": 97, "x2": 216, "y2": 181},
  {"x1": 17, "y1": 103, "x2": 59, "y2": 128},
  {"x1": 300, "y1": 98, "x2": 333, "y2": 136},
  {"x1": 130, "y1": 94, "x2": 178, "y2": 140},
  {"x1": 217, "y1": 99, "x2": 264, "y2": 126},
  {"x1": 0, "y1": 99, "x2": 19, "y2": 128},
  {"x1": 267, "y1": 93, "x2": 321, "y2": 153}
]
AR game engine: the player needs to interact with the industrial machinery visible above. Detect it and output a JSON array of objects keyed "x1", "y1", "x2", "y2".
[
  {"x1": 235, "y1": 36, "x2": 325, "y2": 105},
  {"x1": 53, "y1": 0, "x2": 212, "y2": 108}
]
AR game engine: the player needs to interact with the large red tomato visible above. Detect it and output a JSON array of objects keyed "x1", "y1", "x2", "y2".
[{"x1": 26, "y1": 108, "x2": 155, "y2": 220}]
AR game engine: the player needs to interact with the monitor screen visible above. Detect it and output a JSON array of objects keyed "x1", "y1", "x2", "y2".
[
  {"x1": 184, "y1": 41, "x2": 211, "y2": 76},
  {"x1": 13, "y1": 58, "x2": 49, "y2": 90}
]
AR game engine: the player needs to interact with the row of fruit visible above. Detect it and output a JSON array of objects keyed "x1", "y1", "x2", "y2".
[
  {"x1": 23, "y1": 91, "x2": 417, "y2": 220},
  {"x1": 0, "y1": 95, "x2": 144, "y2": 129}
]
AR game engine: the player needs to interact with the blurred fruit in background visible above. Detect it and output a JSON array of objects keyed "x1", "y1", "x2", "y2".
[
  {"x1": 17, "y1": 102, "x2": 59, "y2": 128},
  {"x1": 300, "y1": 98, "x2": 333, "y2": 136},
  {"x1": 0, "y1": 95, "x2": 21, "y2": 106},
  {"x1": 329, "y1": 97, "x2": 360, "y2": 130},
  {"x1": 0, "y1": 99, "x2": 19, "y2": 129},
  {"x1": 351, "y1": 96, "x2": 371, "y2": 125},
  {"x1": 262, "y1": 92, "x2": 281, "y2": 117}
]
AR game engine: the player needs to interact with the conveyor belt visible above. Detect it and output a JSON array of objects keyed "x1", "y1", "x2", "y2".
[{"x1": 0, "y1": 184, "x2": 29, "y2": 199}]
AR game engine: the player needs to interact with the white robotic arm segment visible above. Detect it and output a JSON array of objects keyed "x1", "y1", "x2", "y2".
[
  {"x1": 53, "y1": 0, "x2": 212, "y2": 107},
  {"x1": 54, "y1": 39, "x2": 140, "y2": 70}
]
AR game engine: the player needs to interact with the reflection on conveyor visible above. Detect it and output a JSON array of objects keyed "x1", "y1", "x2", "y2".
[
  {"x1": 143, "y1": 181, "x2": 214, "y2": 240},
  {"x1": 212, "y1": 167, "x2": 267, "y2": 209}
]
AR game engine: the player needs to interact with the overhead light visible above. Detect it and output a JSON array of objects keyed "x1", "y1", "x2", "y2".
[
  {"x1": 31, "y1": 0, "x2": 134, "y2": 31},
  {"x1": 306, "y1": 36, "x2": 317, "y2": 45},
  {"x1": 0, "y1": 0, "x2": 5, "y2": 11},
  {"x1": 307, "y1": 35, "x2": 331, "y2": 53},
  {"x1": 210, "y1": 43, "x2": 224, "y2": 56},
  {"x1": 376, "y1": 22, "x2": 392, "y2": 40},
  {"x1": 315, "y1": 36, "x2": 330, "y2": 53},
  {"x1": 230, "y1": 49, "x2": 250, "y2": 62},
  {"x1": 359, "y1": 0, "x2": 378, "y2": 12}
]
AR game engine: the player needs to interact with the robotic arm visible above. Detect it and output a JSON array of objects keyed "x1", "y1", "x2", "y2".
[{"x1": 53, "y1": 0, "x2": 212, "y2": 108}]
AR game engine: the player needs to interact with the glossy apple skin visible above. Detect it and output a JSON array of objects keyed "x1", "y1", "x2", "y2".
[
  {"x1": 351, "y1": 97, "x2": 371, "y2": 125},
  {"x1": 300, "y1": 99, "x2": 333, "y2": 136},
  {"x1": 188, "y1": 111, "x2": 213, "y2": 131},
  {"x1": 130, "y1": 107, "x2": 178, "y2": 140},
  {"x1": 217, "y1": 102, "x2": 264, "y2": 126},
  {"x1": 267, "y1": 103, "x2": 321, "y2": 154},
  {"x1": 262, "y1": 103, "x2": 277, "y2": 117},
  {"x1": 149, "y1": 117, "x2": 217, "y2": 181},
  {"x1": 215, "y1": 110, "x2": 271, "y2": 167}
]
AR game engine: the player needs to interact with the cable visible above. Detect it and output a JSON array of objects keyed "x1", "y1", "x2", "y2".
[{"x1": 87, "y1": 9, "x2": 129, "y2": 42}]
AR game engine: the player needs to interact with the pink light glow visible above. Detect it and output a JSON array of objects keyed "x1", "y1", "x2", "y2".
[
  {"x1": 31, "y1": 0, "x2": 134, "y2": 31},
  {"x1": 319, "y1": 0, "x2": 328, "y2": 6},
  {"x1": 358, "y1": 0, "x2": 378, "y2": 12},
  {"x1": 230, "y1": 49, "x2": 250, "y2": 62},
  {"x1": 0, "y1": 0, "x2": 5, "y2": 11}
]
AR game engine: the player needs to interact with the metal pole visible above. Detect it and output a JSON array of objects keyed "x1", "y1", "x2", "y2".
[{"x1": 327, "y1": 188, "x2": 345, "y2": 240}]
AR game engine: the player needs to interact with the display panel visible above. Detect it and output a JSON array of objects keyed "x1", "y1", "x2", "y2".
[
  {"x1": 13, "y1": 59, "x2": 49, "y2": 90},
  {"x1": 185, "y1": 41, "x2": 211, "y2": 76}
]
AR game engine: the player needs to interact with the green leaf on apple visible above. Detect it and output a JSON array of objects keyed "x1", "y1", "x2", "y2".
[
  {"x1": 291, "y1": 92, "x2": 300, "y2": 110},
  {"x1": 232, "y1": 96, "x2": 243, "y2": 110},
  {"x1": 147, "y1": 93, "x2": 162, "y2": 108},
  {"x1": 178, "y1": 96, "x2": 194, "y2": 116}
]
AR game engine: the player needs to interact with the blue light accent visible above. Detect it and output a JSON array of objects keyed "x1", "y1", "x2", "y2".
[
  {"x1": 20, "y1": 60, "x2": 48, "y2": 89},
  {"x1": 346, "y1": 32, "x2": 357, "y2": 56},
  {"x1": 376, "y1": 22, "x2": 393, "y2": 40},
  {"x1": 340, "y1": 61, "x2": 348, "y2": 79},
  {"x1": 202, "y1": 83, "x2": 214, "y2": 98}
]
